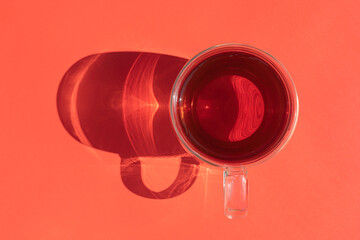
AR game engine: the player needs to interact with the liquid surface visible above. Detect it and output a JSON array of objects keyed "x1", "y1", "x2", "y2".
[
  {"x1": 195, "y1": 75, "x2": 264, "y2": 142},
  {"x1": 177, "y1": 51, "x2": 289, "y2": 163}
]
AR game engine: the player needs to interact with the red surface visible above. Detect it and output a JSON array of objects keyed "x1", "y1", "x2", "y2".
[{"x1": 1, "y1": 0, "x2": 360, "y2": 239}]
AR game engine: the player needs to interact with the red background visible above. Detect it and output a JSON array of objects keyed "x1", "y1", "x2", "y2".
[{"x1": 1, "y1": 0, "x2": 360, "y2": 239}]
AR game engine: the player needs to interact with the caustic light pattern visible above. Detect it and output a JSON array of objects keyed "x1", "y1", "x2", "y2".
[
  {"x1": 123, "y1": 53, "x2": 160, "y2": 156},
  {"x1": 228, "y1": 76, "x2": 264, "y2": 141}
]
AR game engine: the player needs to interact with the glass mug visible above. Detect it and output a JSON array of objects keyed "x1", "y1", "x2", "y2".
[{"x1": 170, "y1": 44, "x2": 298, "y2": 219}]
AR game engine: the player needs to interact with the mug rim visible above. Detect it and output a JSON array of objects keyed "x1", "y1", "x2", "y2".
[{"x1": 170, "y1": 43, "x2": 299, "y2": 168}]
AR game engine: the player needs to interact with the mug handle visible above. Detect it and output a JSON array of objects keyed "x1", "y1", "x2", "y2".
[{"x1": 223, "y1": 166, "x2": 248, "y2": 218}]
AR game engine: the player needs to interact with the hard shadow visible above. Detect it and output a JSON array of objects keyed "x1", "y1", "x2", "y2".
[{"x1": 57, "y1": 52, "x2": 199, "y2": 199}]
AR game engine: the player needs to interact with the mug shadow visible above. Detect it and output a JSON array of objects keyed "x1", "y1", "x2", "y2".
[{"x1": 57, "y1": 52, "x2": 200, "y2": 199}]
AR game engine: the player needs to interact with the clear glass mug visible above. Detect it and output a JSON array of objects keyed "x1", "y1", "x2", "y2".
[{"x1": 170, "y1": 44, "x2": 298, "y2": 219}]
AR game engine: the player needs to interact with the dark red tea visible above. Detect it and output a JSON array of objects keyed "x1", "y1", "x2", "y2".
[{"x1": 176, "y1": 51, "x2": 290, "y2": 164}]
